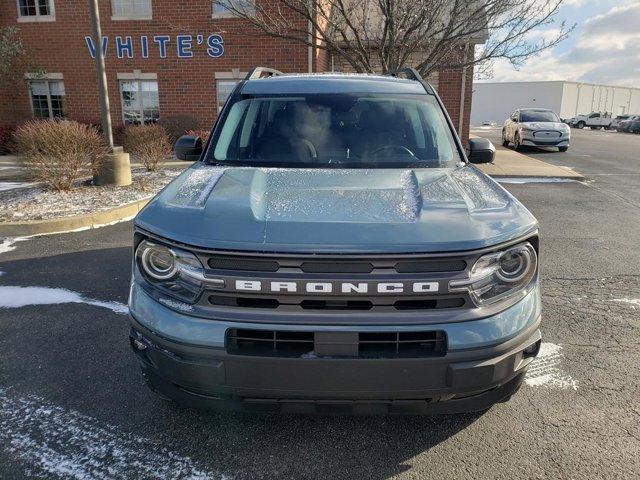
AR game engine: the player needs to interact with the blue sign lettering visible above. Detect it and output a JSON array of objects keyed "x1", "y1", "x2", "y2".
[
  {"x1": 153, "y1": 35, "x2": 170, "y2": 58},
  {"x1": 141, "y1": 35, "x2": 149, "y2": 59},
  {"x1": 207, "y1": 34, "x2": 224, "y2": 58},
  {"x1": 85, "y1": 34, "x2": 225, "y2": 59},
  {"x1": 177, "y1": 35, "x2": 193, "y2": 58},
  {"x1": 116, "y1": 36, "x2": 134, "y2": 59},
  {"x1": 85, "y1": 36, "x2": 109, "y2": 59}
]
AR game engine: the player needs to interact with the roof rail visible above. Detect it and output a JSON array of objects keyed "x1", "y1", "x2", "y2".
[
  {"x1": 245, "y1": 67, "x2": 283, "y2": 80},
  {"x1": 385, "y1": 67, "x2": 423, "y2": 82},
  {"x1": 385, "y1": 67, "x2": 434, "y2": 94}
]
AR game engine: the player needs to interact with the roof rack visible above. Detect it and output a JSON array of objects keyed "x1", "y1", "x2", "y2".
[
  {"x1": 245, "y1": 67, "x2": 283, "y2": 81},
  {"x1": 385, "y1": 67, "x2": 423, "y2": 81},
  {"x1": 385, "y1": 67, "x2": 434, "y2": 94}
]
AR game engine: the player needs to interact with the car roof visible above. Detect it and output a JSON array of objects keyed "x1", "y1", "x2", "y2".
[{"x1": 241, "y1": 73, "x2": 430, "y2": 95}]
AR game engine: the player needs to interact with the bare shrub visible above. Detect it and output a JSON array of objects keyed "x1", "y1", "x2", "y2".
[
  {"x1": 185, "y1": 129, "x2": 210, "y2": 143},
  {"x1": 13, "y1": 120, "x2": 107, "y2": 191},
  {"x1": 123, "y1": 124, "x2": 171, "y2": 172}
]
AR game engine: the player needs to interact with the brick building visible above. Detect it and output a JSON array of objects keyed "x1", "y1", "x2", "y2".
[{"x1": 1, "y1": 0, "x2": 481, "y2": 143}]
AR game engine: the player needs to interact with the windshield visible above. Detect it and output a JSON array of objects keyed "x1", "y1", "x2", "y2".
[
  {"x1": 520, "y1": 110, "x2": 560, "y2": 122},
  {"x1": 206, "y1": 93, "x2": 461, "y2": 168}
]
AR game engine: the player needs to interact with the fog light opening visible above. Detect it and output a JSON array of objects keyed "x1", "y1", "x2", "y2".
[{"x1": 523, "y1": 340, "x2": 541, "y2": 358}]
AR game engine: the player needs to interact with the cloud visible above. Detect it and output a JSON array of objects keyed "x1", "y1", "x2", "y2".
[{"x1": 487, "y1": 3, "x2": 640, "y2": 86}]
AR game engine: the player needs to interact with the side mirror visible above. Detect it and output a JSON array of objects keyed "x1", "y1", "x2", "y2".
[
  {"x1": 467, "y1": 138, "x2": 495, "y2": 164},
  {"x1": 174, "y1": 135, "x2": 203, "y2": 161}
]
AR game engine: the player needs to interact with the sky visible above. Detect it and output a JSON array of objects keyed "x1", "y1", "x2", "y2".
[{"x1": 487, "y1": 0, "x2": 640, "y2": 87}]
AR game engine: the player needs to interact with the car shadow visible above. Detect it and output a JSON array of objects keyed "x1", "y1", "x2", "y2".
[{"x1": 0, "y1": 247, "x2": 485, "y2": 479}]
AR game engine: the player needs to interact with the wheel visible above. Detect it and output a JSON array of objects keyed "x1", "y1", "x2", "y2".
[
  {"x1": 501, "y1": 129, "x2": 509, "y2": 147},
  {"x1": 513, "y1": 133, "x2": 522, "y2": 151},
  {"x1": 576, "y1": 121, "x2": 585, "y2": 129},
  {"x1": 559, "y1": 146, "x2": 569, "y2": 152}
]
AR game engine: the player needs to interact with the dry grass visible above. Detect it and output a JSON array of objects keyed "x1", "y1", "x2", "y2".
[
  {"x1": 123, "y1": 124, "x2": 172, "y2": 171},
  {"x1": 13, "y1": 120, "x2": 107, "y2": 191}
]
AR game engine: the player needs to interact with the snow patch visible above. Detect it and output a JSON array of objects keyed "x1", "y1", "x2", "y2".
[
  {"x1": 498, "y1": 177, "x2": 577, "y2": 184},
  {"x1": 525, "y1": 342, "x2": 578, "y2": 390},
  {"x1": 0, "y1": 181, "x2": 36, "y2": 192},
  {"x1": 0, "y1": 237, "x2": 28, "y2": 254},
  {"x1": 0, "y1": 388, "x2": 222, "y2": 480},
  {"x1": 399, "y1": 170, "x2": 421, "y2": 220},
  {"x1": 610, "y1": 297, "x2": 640, "y2": 308},
  {"x1": 0, "y1": 286, "x2": 128, "y2": 315},
  {"x1": 170, "y1": 166, "x2": 226, "y2": 208}
]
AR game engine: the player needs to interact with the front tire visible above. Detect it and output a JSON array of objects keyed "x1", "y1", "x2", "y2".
[
  {"x1": 513, "y1": 133, "x2": 522, "y2": 151},
  {"x1": 559, "y1": 146, "x2": 569, "y2": 152},
  {"x1": 502, "y1": 130, "x2": 509, "y2": 147},
  {"x1": 576, "y1": 121, "x2": 586, "y2": 129}
]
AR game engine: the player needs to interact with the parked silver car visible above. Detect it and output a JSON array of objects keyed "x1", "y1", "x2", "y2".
[{"x1": 502, "y1": 108, "x2": 570, "y2": 152}]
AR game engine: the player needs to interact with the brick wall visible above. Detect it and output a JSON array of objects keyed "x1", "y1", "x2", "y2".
[
  {"x1": 0, "y1": 0, "x2": 309, "y2": 130},
  {"x1": 437, "y1": 62, "x2": 474, "y2": 145},
  {"x1": 0, "y1": 0, "x2": 474, "y2": 144}
]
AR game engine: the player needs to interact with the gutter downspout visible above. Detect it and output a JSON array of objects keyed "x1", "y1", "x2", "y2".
[
  {"x1": 308, "y1": 0, "x2": 313, "y2": 73},
  {"x1": 458, "y1": 43, "x2": 469, "y2": 136}
]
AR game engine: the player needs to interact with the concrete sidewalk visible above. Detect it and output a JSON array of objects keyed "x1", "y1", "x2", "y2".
[
  {"x1": 473, "y1": 141, "x2": 584, "y2": 180},
  {"x1": 2, "y1": 148, "x2": 583, "y2": 181}
]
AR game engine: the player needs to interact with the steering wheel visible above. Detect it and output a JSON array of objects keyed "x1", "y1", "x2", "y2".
[{"x1": 371, "y1": 145, "x2": 416, "y2": 158}]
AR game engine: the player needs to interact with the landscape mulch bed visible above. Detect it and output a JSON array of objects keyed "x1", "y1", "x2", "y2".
[{"x1": 0, "y1": 168, "x2": 182, "y2": 222}]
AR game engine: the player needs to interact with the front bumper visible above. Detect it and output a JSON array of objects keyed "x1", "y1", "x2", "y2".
[
  {"x1": 520, "y1": 132, "x2": 570, "y2": 147},
  {"x1": 128, "y1": 284, "x2": 542, "y2": 414}
]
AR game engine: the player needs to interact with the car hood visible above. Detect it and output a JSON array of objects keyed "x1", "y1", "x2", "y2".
[
  {"x1": 520, "y1": 122, "x2": 566, "y2": 130},
  {"x1": 135, "y1": 164, "x2": 538, "y2": 253}
]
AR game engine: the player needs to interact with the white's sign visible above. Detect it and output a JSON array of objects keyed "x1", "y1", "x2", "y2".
[{"x1": 85, "y1": 34, "x2": 224, "y2": 59}]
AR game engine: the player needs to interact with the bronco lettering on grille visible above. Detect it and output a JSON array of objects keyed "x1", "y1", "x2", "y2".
[{"x1": 234, "y1": 280, "x2": 439, "y2": 294}]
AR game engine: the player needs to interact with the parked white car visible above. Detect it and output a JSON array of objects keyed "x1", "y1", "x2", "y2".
[
  {"x1": 502, "y1": 108, "x2": 570, "y2": 152},
  {"x1": 568, "y1": 112, "x2": 612, "y2": 129}
]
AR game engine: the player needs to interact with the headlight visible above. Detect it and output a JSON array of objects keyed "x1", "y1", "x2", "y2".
[
  {"x1": 140, "y1": 244, "x2": 177, "y2": 280},
  {"x1": 135, "y1": 239, "x2": 210, "y2": 302},
  {"x1": 520, "y1": 127, "x2": 534, "y2": 133},
  {"x1": 449, "y1": 242, "x2": 537, "y2": 306}
]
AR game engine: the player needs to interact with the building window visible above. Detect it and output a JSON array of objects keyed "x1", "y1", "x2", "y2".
[
  {"x1": 28, "y1": 80, "x2": 66, "y2": 119},
  {"x1": 112, "y1": 0, "x2": 152, "y2": 20},
  {"x1": 216, "y1": 80, "x2": 239, "y2": 111},
  {"x1": 120, "y1": 79, "x2": 159, "y2": 124},
  {"x1": 17, "y1": 0, "x2": 55, "y2": 21},
  {"x1": 213, "y1": 0, "x2": 254, "y2": 18}
]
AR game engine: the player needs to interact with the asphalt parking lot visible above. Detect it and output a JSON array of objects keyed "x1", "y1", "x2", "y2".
[{"x1": 1, "y1": 129, "x2": 640, "y2": 479}]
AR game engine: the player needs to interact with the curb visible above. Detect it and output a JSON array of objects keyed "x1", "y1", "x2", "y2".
[{"x1": 0, "y1": 197, "x2": 151, "y2": 237}]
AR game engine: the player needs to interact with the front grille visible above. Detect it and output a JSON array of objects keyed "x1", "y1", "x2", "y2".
[
  {"x1": 227, "y1": 329, "x2": 315, "y2": 357},
  {"x1": 188, "y1": 248, "x2": 485, "y2": 318},
  {"x1": 226, "y1": 328, "x2": 447, "y2": 358},
  {"x1": 201, "y1": 253, "x2": 467, "y2": 274},
  {"x1": 209, "y1": 294, "x2": 466, "y2": 310}
]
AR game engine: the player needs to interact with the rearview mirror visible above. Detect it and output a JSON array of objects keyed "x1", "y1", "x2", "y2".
[
  {"x1": 175, "y1": 135, "x2": 203, "y2": 161},
  {"x1": 467, "y1": 138, "x2": 495, "y2": 164}
]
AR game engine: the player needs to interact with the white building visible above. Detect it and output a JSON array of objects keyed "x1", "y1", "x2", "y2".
[{"x1": 471, "y1": 81, "x2": 640, "y2": 125}]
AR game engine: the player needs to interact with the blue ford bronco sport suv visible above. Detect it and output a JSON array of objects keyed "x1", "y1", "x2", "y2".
[{"x1": 129, "y1": 67, "x2": 541, "y2": 414}]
